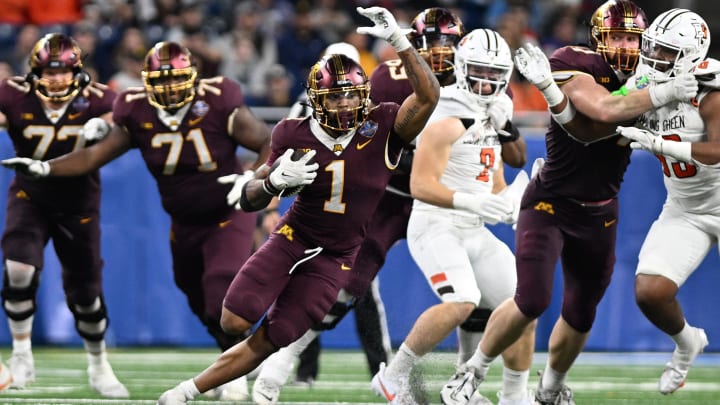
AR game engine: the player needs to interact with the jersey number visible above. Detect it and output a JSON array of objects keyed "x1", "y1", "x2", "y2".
[
  {"x1": 384, "y1": 59, "x2": 408, "y2": 81},
  {"x1": 476, "y1": 148, "x2": 496, "y2": 182},
  {"x1": 23, "y1": 125, "x2": 85, "y2": 159},
  {"x1": 323, "y1": 160, "x2": 346, "y2": 213},
  {"x1": 152, "y1": 128, "x2": 217, "y2": 175},
  {"x1": 656, "y1": 134, "x2": 697, "y2": 178}
]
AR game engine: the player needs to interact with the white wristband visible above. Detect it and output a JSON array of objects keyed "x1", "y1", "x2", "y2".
[
  {"x1": 551, "y1": 101, "x2": 576, "y2": 124},
  {"x1": 661, "y1": 140, "x2": 692, "y2": 162},
  {"x1": 538, "y1": 79, "x2": 564, "y2": 108},
  {"x1": 388, "y1": 31, "x2": 412, "y2": 52},
  {"x1": 452, "y1": 192, "x2": 474, "y2": 212}
]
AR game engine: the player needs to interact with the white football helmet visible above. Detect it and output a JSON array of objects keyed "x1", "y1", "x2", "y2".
[
  {"x1": 454, "y1": 29, "x2": 513, "y2": 104},
  {"x1": 639, "y1": 8, "x2": 710, "y2": 81}
]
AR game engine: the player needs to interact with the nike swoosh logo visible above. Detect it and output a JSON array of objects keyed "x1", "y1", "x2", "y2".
[
  {"x1": 378, "y1": 378, "x2": 396, "y2": 401},
  {"x1": 604, "y1": 219, "x2": 617, "y2": 228},
  {"x1": 257, "y1": 391, "x2": 273, "y2": 401},
  {"x1": 189, "y1": 116, "x2": 204, "y2": 126},
  {"x1": 356, "y1": 138, "x2": 373, "y2": 150},
  {"x1": 340, "y1": 263, "x2": 352, "y2": 271},
  {"x1": 68, "y1": 112, "x2": 83, "y2": 120},
  {"x1": 219, "y1": 220, "x2": 232, "y2": 228}
]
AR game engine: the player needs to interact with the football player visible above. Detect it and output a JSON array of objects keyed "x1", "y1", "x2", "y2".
[
  {"x1": 252, "y1": 9, "x2": 472, "y2": 404},
  {"x1": 153, "y1": 6, "x2": 440, "y2": 404},
  {"x1": 0, "y1": 33, "x2": 126, "y2": 397},
  {"x1": 456, "y1": 2, "x2": 699, "y2": 404},
  {"x1": 615, "y1": 9, "x2": 716, "y2": 395},
  {"x1": 2, "y1": 40, "x2": 272, "y2": 401},
  {"x1": 375, "y1": 29, "x2": 533, "y2": 405}
]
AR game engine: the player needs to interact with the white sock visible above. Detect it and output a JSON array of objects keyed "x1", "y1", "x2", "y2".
[
  {"x1": 384, "y1": 343, "x2": 418, "y2": 382},
  {"x1": 501, "y1": 367, "x2": 529, "y2": 400},
  {"x1": 671, "y1": 322, "x2": 695, "y2": 349},
  {"x1": 12, "y1": 338, "x2": 31, "y2": 354},
  {"x1": 467, "y1": 348, "x2": 495, "y2": 380},
  {"x1": 456, "y1": 328, "x2": 483, "y2": 366},
  {"x1": 178, "y1": 378, "x2": 200, "y2": 398},
  {"x1": 540, "y1": 364, "x2": 566, "y2": 392}
]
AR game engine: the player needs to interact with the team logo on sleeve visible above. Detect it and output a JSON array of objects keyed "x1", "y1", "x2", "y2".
[
  {"x1": 358, "y1": 120, "x2": 378, "y2": 138},
  {"x1": 72, "y1": 97, "x2": 90, "y2": 112},
  {"x1": 189, "y1": 100, "x2": 210, "y2": 125}
]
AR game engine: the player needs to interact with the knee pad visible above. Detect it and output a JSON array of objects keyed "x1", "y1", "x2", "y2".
[
  {"x1": 2, "y1": 261, "x2": 39, "y2": 321},
  {"x1": 68, "y1": 296, "x2": 108, "y2": 342},
  {"x1": 459, "y1": 308, "x2": 492, "y2": 332},
  {"x1": 311, "y1": 289, "x2": 356, "y2": 331}
]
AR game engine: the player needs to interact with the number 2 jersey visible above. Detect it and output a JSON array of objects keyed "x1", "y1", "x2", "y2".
[{"x1": 0, "y1": 78, "x2": 115, "y2": 213}]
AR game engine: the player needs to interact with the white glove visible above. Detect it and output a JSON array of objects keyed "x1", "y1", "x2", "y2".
[
  {"x1": 1, "y1": 157, "x2": 50, "y2": 178},
  {"x1": 268, "y1": 149, "x2": 319, "y2": 191},
  {"x1": 453, "y1": 192, "x2": 513, "y2": 225},
  {"x1": 616, "y1": 126, "x2": 692, "y2": 162},
  {"x1": 649, "y1": 73, "x2": 698, "y2": 107},
  {"x1": 356, "y1": 7, "x2": 411, "y2": 52},
  {"x1": 217, "y1": 169, "x2": 255, "y2": 209},
  {"x1": 498, "y1": 170, "x2": 529, "y2": 224},
  {"x1": 487, "y1": 97, "x2": 511, "y2": 134},
  {"x1": 80, "y1": 118, "x2": 111, "y2": 141},
  {"x1": 531, "y1": 157, "x2": 545, "y2": 179}
]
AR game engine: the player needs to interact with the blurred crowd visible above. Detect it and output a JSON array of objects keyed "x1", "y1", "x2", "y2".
[{"x1": 0, "y1": 0, "x2": 663, "y2": 121}]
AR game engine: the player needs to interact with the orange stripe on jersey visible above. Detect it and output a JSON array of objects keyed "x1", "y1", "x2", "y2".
[{"x1": 430, "y1": 273, "x2": 447, "y2": 285}]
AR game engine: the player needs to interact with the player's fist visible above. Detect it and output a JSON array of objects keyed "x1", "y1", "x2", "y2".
[
  {"x1": 1, "y1": 157, "x2": 50, "y2": 178},
  {"x1": 80, "y1": 118, "x2": 111, "y2": 142}
]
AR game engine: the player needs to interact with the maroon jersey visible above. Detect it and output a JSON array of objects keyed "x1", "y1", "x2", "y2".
[
  {"x1": 538, "y1": 45, "x2": 631, "y2": 201},
  {"x1": 370, "y1": 60, "x2": 413, "y2": 195},
  {"x1": 0, "y1": 78, "x2": 115, "y2": 213},
  {"x1": 369, "y1": 60, "x2": 414, "y2": 106},
  {"x1": 269, "y1": 103, "x2": 403, "y2": 255},
  {"x1": 113, "y1": 77, "x2": 246, "y2": 223}
]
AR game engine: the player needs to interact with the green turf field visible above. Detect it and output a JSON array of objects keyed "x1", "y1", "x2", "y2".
[{"x1": 0, "y1": 347, "x2": 717, "y2": 404}]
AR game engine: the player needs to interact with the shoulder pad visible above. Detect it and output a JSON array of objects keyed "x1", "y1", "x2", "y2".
[{"x1": 694, "y1": 58, "x2": 720, "y2": 89}]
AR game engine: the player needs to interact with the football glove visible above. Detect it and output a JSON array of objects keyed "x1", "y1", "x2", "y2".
[
  {"x1": 268, "y1": 149, "x2": 319, "y2": 191},
  {"x1": 1, "y1": 157, "x2": 50, "y2": 178},
  {"x1": 356, "y1": 7, "x2": 411, "y2": 52},
  {"x1": 513, "y1": 43, "x2": 564, "y2": 107},
  {"x1": 487, "y1": 97, "x2": 511, "y2": 133},
  {"x1": 616, "y1": 126, "x2": 692, "y2": 162},
  {"x1": 217, "y1": 170, "x2": 255, "y2": 209},
  {"x1": 649, "y1": 59, "x2": 698, "y2": 107},
  {"x1": 498, "y1": 170, "x2": 529, "y2": 225},
  {"x1": 453, "y1": 192, "x2": 514, "y2": 225},
  {"x1": 80, "y1": 118, "x2": 111, "y2": 142}
]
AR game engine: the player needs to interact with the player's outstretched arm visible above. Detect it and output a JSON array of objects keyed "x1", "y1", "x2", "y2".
[{"x1": 356, "y1": 6, "x2": 439, "y2": 144}]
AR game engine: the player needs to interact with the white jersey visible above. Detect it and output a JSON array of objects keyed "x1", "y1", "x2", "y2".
[
  {"x1": 635, "y1": 85, "x2": 720, "y2": 215},
  {"x1": 412, "y1": 85, "x2": 510, "y2": 217}
]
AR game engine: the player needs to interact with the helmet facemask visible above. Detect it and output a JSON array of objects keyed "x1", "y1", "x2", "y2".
[
  {"x1": 589, "y1": 0, "x2": 648, "y2": 74},
  {"x1": 29, "y1": 33, "x2": 86, "y2": 104},
  {"x1": 307, "y1": 54, "x2": 370, "y2": 134},
  {"x1": 638, "y1": 9, "x2": 710, "y2": 82},
  {"x1": 141, "y1": 42, "x2": 198, "y2": 111},
  {"x1": 462, "y1": 63, "x2": 511, "y2": 103}
]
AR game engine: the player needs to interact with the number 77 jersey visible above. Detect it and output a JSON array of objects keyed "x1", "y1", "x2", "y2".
[{"x1": 636, "y1": 85, "x2": 720, "y2": 215}]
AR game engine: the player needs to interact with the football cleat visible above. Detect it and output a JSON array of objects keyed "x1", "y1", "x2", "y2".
[
  {"x1": 371, "y1": 362, "x2": 413, "y2": 404},
  {"x1": 659, "y1": 327, "x2": 709, "y2": 395},
  {"x1": 88, "y1": 361, "x2": 129, "y2": 398},
  {"x1": 253, "y1": 377, "x2": 281, "y2": 405},
  {"x1": 496, "y1": 390, "x2": 535, "y2": 405},
  {"x1": 216, "y1": 375, "x2": 248, "y2": 401},
  {"x1": 8, "y1": 351, "x2": 35, "y2": 389},
  {"x1": 535, "y1": 371, "x2": 575, "y2": 405},
  {"x1": 0, "y1": 362, "x2": 13, "y2": 391},
  {"x1": 157, "y1": 387, "x2": 188, "y2": 405},
  {"x1": 441, "y1": 364, "x2": 481, "y2": 405}
]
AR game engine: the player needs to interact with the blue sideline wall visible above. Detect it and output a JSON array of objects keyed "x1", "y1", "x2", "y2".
[{"x1": 0, "y1": 130, "x2": 718, "y2": 353}]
